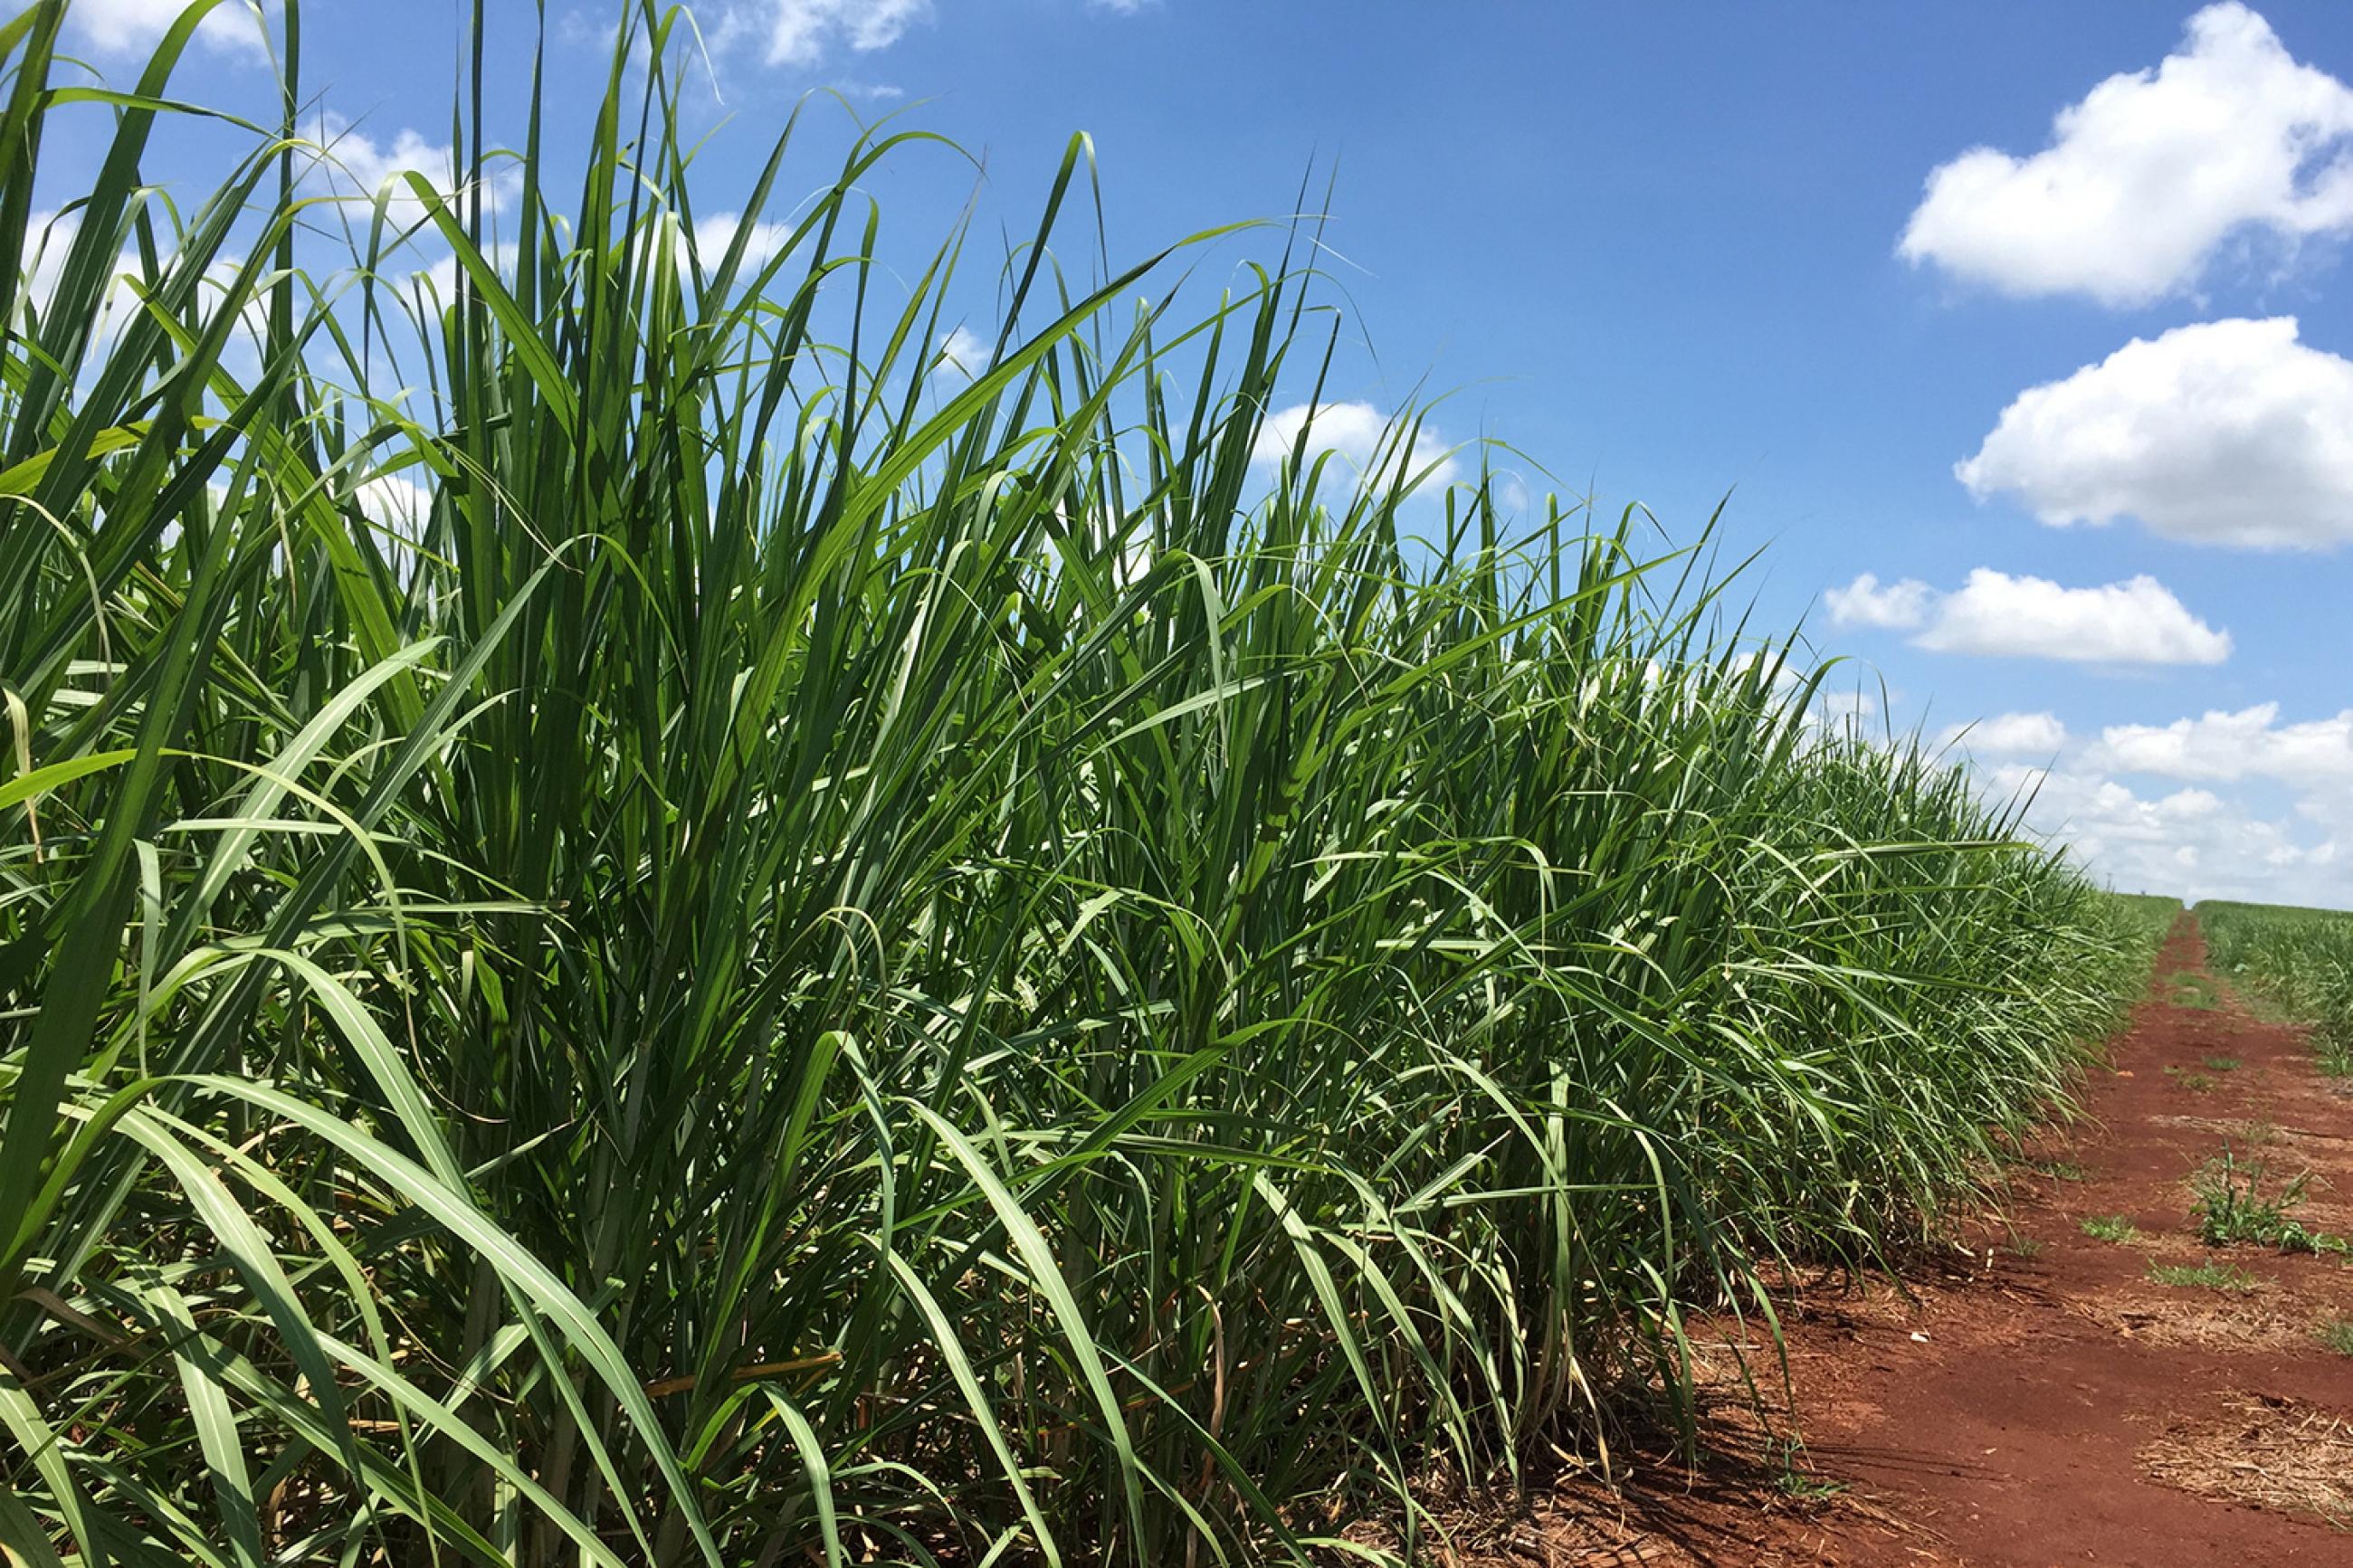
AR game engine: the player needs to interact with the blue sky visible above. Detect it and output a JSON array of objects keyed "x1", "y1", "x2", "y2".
[{"x1": 43, "y1": 0, "x2": 2353, "y2": 906}]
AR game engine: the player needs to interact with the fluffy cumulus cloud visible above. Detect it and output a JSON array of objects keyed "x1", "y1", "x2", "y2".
[
  {"x1": 1822, "y1": 572, "x2": 1933, "y2": 629},
  {"x1": 687, "y1": 213, "x2": 792, "y2": 273},
  {"x1": 724, "y1": 0, "x2": 936, "y2": 67},
  {"x1": 1804, "y1": 685, "x2": 1883, "y2": 739},
  {"x1": 15, "y1": 213, "x2": 150, "y2": 354},
  {"x1": 708, "y1": 0, "x2": 1143, "y2": 68},
  {"x1": 414, "y1": 217, "x2": 785, "y2": 306},
  {"x1": 1773, "y1": 679, "x2": 2337, "y2": 903},
  {"x1": 354, "y1": 472, "x2": 432, "y2": 532},
  {"x1": 411, "y1": 242, "x2": 520, "y2": 302},
  {"x1": 1918, "y1": 570, "x2": 2232, "y2": 663},
  {"x1": 932, "y1": 325, "x2": 989, "y2": 383},
  {"x1": 70, "y1": 0, "x2": 272, "y2": 58},
  {"x1": 307, "y1": 118, "x2": 516, "y2": 234},
  {"x1": 15, "y1": 211, "x2": 272, "y2": 359},
  {"x1": 17, "y1": 213, "x2": 95, "y2": 327},
  {"x1": 1993, "y1": 763, "x2": 2339, "y2": 903},
  {"x1": 2086, "y1": 702, "x2": 2353, "y2": 787},
  {"x1": 1251, "y1": 402, "x2": 1461, "y2": 487},
  {"x1": 1958, "y1": 318, "x2": 2353, "y2": 551},
  {"x1": 1939, "y1": 710, "x2": 2068, "y2": 755},
  {"x1": 1936, "y1": 698, "x2": 2353, "y2": 905},
  {"x1": 1824, "y1": 568, "x2": 2230, "y2": 665},
  {"x1": 1900, "y1": 4, "x2": 2353, "y2": 305}
]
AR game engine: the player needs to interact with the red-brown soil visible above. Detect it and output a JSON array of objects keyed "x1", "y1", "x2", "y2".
[{"x1": 1510, "y1": 913, "x2": 2353, "y2": 1567}]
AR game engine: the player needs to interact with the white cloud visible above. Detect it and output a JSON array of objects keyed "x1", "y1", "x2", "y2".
[
  {"x1": 731, "y1": 0, "x2": 934, "y2": 67},
  {"x1": 308, "y1": 117, "x2": 516, "y2": 236},
  {"x1": 1899, "y1": 3, "x2": 2353, "y2": 305},
  {"x1": 691, "y1": 1, "x2": 1143, "y2": 74},
  {"x1": 2087, "y1": 702, "x2": 2353, "y2": 787},
  {"x1": 71, "y1": 0, "x2": 271, "y2": 58},
  {"x1": 354, "y1": 472, "x2": 431, "y2": 529},
  {"x1": 1937, "y1": 695, "x2": 2353, "y2": 906},
  {"x1": 1917, "y1": 569, "x2": 2231, "y2": 664},
  {"x1": 1251, "y1": 402, "x2": 1462, "y2": 487},
  {"x1": 406, "y1": 214, "x2": 781, "y2": 307},
  {"x1": 16, "y1": 212, "x2": 270, "y2": 361},
  {"x1": 16, "y1": 212, "x2": 100, "y2": 328},
  {"x1": 1956, "y1": 317, "x2": 2353, "y2": 551},
  {"x1": 344, "y1": 472, "x2": 434, "y2": 583},
  {"x1": 1824, "y1": 572, "x2": 1932, "y2": 629},
  {"x1": 689, "y1": 212, "x2": 791, "y2": 272},
  {"x1": 1992, "y1": 760, "x2": 2347, "y2": 905},
  {"x1": 1939, "y1": 710, "x2": 2068, "y2": 754},
  {"x1": 934, "y1": 324, "x2": 988, "y2": 383},
  {"x1": 1933, "y1": 690, "x2": 2353, "y2": 906},
  {"x1": 411, "y1": 242, "x2": 521, "y2": 303},
  {"x1": 1804, "y1": 684, "x2": 1882, "y2": 739},
  {"x1": 1824, "y1": 567, "x2": 2230, "y2": 665}
]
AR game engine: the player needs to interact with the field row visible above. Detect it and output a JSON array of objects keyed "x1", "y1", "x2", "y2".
[
  {"x1": 0, "y1": 12, "x2": 2169, "y2": 1565},
  {"x1": 2201, "y1": 900, "x2": 2353, "y2": 1077}
]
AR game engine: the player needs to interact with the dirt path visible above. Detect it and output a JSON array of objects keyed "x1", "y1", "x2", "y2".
[{"x1": 1529, "y1": 913, "x2": 2353, "y2": 1566}]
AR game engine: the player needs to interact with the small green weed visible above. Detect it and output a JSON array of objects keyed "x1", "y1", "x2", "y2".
[
  {"x1": 2028, "y1": 1157, "x2": 2087, "y2": 1182},
  {"x1": 1777, "y1": 1470, "x2": 1848, "y2": 1502},
  {"x1": 1765, "y1": 1438, "x2": 1847, "y2": 1502},
  {"x1": 2167, "y1": 971, "x2": 2220, "y2": 1010},
  {"x1": 2201, "y1": 1055, "x2": 2240, "y2": 1072},
  {"x1": 2148, "y1": 1259, "x2": 2257, "y2": 1292},
  {"x1": 2320, "y1": 1033, "x2": 2353, "y2": 1078},
  {"x1": 2320, "y1": 1317, "x2": 2353, "y2": 1357},
  {"x1": 2081, "y1": 1214, "x2": 2139, "y2": 1243},
  {"x1": 2191, "y1": 1146, "x2": 2348, "y2": 1254}
]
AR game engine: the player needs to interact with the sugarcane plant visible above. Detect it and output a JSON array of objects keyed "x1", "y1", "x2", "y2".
[{"x1": 0, "y1": 3, "x2": 2160, "y2": 1563}]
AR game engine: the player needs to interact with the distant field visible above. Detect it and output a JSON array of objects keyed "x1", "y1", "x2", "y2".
[
  {"x1": 2198, "y1": 900, "x2": 2353, "y2": 1076},
  {"x1": 2202, "y1": 899, "x2": 2353, "y2": 924},
  {"x1": 2106, "y1": 892, "x2": 2186, "y2": 936}
]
